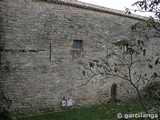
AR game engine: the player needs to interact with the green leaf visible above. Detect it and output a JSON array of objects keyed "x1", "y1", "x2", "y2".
[
  {"x1": 106, "y1": 53, "x2": 112, "y2": 58},
  {"x1": 89, "y1": 62, "x2": 95, "y2": 68},
  {"x1": 137, "y1": 40, "x2": 144, "y2": 46},
  {"x1": 142, "y1": 79, "x2": 145, "y2": 84},
  {"x1": 128, "y1": 48, "x2": 137, "y2": 54},
  {"x1": 82, "y1": 70, "x2": 86, "y2": 77},
  {"x1": 150, "y1": 72, "x2": 158, "y2": 80},
  {"x1": 130, "y1": 23, "x2": 140, "y2": 30},
  {"x1": 146, "y1": 17, "x2": 154, "y2": 27},
  {"x1": 106, "y1": 52, "x2": 116, "y2": 59},
  {"x1": 155, "y1": 31, "x2": 160, "y2": 35},
  {"x1": 114, "y1": 39, "x2": 129, "y2": 46}
]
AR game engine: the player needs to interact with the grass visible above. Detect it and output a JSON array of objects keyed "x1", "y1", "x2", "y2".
[{"x1": 19, "y1": 100, "x2": 153, "y2": 120}]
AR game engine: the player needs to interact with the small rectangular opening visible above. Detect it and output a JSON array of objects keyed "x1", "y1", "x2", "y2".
[{"x1": 73, "y1": 40, "x2": 83, "y2": 49}]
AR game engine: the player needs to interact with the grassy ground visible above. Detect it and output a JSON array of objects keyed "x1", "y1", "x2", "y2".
[{"x1": 19, "y1": 100, "x2": 153, "y2": 120}]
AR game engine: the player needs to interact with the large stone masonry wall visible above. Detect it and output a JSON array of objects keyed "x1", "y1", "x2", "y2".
[{"x1": 0, "y1": 0, "x2": 159, "y2": 116}]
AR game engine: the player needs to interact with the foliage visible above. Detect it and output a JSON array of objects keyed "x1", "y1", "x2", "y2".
[
  {"x1": 150, "y1": 72, "x2": 159, "y2": 80},
  {"x1": 0, "y1": 109, "x2": 12, "y2": 120},
  {"x1": 126, "y1": 0, "x2": 160, "y2": 19},
  {"x1": 82, "y1": 70, "x2": 86, "y2": 77},
  {"x1": 130, "y1": 17, "x2": 160, "y2": 40},
  {"x1": 81, "y1": 37, "x2": 159, "y2": 116},
  {"x1": 145, "y1": 81, "x2": 160, "y2": 102},
  {"x1": 126, "y1": 0, "x2": 160, "y2": 44},
  {"x1": 81, "y1": 0, "x2": 160, "y2": 118},
  {"x1": 114, "y1": 39, "x2": 129, "y2": 46}
]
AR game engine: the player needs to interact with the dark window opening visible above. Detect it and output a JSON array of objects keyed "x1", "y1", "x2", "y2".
[
  {"x1": 73, "y1": 40, "x2": 83, "y2": 49},
  {"x1": 122, "y1": 44, "x2": 128, "y2": 53},
  {"x1": 142, "y1": 49, "x2": 146, "y2": 56}
]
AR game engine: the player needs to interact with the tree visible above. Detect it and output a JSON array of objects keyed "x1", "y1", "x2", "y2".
[
  {"x1": 81, "y1": 0, "x2": 160, "y2": 119},
  {"x1": 126, "y1": 0, "x2": 160, "y2": 20},
  {"x1": 81, "y1": 26, "x2": 160, "y2": 120},
  {"x1": 126, "y1": 0, "x2": 160, "y2": 40},
  {"x1": 127, "y1": 2, "x2": 160, "y2": 113}
]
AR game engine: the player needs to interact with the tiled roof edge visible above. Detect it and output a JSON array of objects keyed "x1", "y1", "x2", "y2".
[{"x1": 40, "y1": 0, "x2": 149, "y2": 21}]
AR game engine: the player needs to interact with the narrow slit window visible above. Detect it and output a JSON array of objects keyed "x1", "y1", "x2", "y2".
[
  {"x1": 49, "y1": 43, "x2": 52, "y2": 62},
  {"x1": 142, "y1": 49, "x2": 146, "y2": 56},
  {"x1": 122, "y1": 44, "x2": 128, "y2": 53},
  {"x1": 73, "y1": 40, "x2": 83, "y2": 49}
]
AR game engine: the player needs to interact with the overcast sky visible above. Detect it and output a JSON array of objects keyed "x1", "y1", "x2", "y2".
[{"x1": 79, "y1": 0, "x2": 153, "y2": 17}]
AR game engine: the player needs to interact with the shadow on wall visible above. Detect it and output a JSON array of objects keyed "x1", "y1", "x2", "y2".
[
  {"x1": 0, "y1": 1, "x2": 6, "y2": 110},
  {"x1": 0, "y1": 5, "x2": 13, "y2": 119},
  {"x1": 0, "y1": 5, "x2": 5, "y2": 66}
]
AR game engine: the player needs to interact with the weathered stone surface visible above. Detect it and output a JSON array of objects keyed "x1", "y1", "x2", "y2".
[{"x1": 0, "y1": 0, "x2": 159, "y2": 116}]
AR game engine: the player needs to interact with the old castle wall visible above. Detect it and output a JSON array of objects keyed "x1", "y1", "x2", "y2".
[{"x1": 0, "y1": 0, "x2": 159, "y2": 116}]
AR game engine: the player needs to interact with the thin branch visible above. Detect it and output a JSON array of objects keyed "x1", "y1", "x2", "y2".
[{"x1": 79, "y1": 74, "x2": 97, "y2": 87}]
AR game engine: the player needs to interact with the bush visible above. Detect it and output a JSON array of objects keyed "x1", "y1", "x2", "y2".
[
  {"x1": 145, "y1": 81, "x2": 160, "y2": 102},
  {"x1": 0, "y1": 109, "x2": 12, "y2": 120}
]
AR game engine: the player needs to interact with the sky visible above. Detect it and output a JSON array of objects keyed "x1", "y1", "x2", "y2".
[{"x1": 79, "y1": 0, "x2": 153, "y2": 17}]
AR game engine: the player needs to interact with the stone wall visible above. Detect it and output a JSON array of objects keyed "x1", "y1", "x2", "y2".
[{"x1": 0, "y1": 0, "x2": 159, "y2": 116}]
